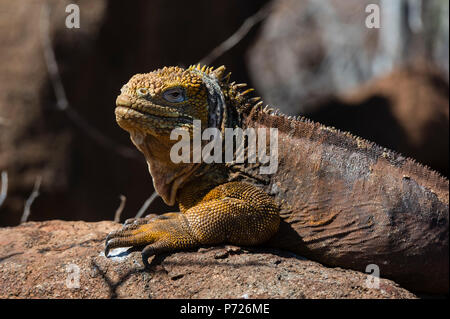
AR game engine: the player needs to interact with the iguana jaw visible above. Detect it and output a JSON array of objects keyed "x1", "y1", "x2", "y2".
[
  {"x1": 115, "y1": 95, "x2": 193, "y2": 137},
  {"x1": 115, "y1": 95, "x2": 199, "y2": 206}
]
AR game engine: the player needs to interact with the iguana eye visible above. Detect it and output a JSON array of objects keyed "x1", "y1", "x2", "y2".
[
  {"x1": 136, "y1": 87, "x2": 149, "y2": 97},
  {"x1": 163, "y1": 87, "x2": 186, "y2": 103}
]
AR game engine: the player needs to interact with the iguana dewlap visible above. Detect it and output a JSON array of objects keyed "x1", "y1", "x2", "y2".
[{"x1": 106, "y1": 65, "x2": 449, "y2": 294}]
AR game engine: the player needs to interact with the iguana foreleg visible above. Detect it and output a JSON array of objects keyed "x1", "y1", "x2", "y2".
[{"x1": 105, "y1": 182, "x2": 280, "y2": 266}]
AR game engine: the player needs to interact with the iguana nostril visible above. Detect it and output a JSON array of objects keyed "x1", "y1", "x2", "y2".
[{"x1": 116, "y1": 95, "x2": 132, "y2": 107}]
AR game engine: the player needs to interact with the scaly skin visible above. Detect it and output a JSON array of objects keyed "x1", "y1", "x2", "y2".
[
  {"x1": 106, "y1": 65, "x2": 449, "y2": 293},
  {"x1": 106, "y1": 181, "x2": 279, "y2": 266},
  {"x1": 106, "y1": 65, "x2": 280, "y2": 267}
]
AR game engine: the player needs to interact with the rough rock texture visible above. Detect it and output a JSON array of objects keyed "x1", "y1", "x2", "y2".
[{"x1": 0, "y1": 220, "x2": 417, "y2": 299}]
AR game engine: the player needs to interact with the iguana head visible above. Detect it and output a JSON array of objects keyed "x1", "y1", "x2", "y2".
[
  {"x1": 117, "y1": 66, "x2": 212, "y2": 134},
  {"x1": 115, "y1": 65, "x2": 238, "y2": 205}
]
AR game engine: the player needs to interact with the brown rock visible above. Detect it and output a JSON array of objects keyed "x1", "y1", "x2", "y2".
[{"x1": 0, "y1": 220, "x2": 417, "y2": 299}]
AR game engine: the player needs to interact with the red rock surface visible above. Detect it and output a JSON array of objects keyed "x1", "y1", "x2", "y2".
[{"x1": 0, "y1": 220, "x2": 416, "y2": 299}]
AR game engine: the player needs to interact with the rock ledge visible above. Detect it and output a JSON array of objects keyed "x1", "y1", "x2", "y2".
[{"x1": 0, "y1": 220, "x2": 416, "y2": 299}]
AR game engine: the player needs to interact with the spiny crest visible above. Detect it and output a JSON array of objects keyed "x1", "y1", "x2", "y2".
[
  {"x1": 187, "y1": 64, "x2": 267, "y2": 115},
  {"x1": 137, "y1": 66, "x2": 205, "y2": 89},
  {"x1": 145, "y1": 65, "x2": 283, "y2": 121},
  {"x1": 257, "y1": 107, "x2": 447, "y2": 182},
  {"x1": 188, "y1": 64, "x2": 228, "y2": 81}
]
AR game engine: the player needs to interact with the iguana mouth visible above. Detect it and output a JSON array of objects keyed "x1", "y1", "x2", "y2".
[
  {"x1": 115, "y1": 94, "x2": 192, "y2": 123},
  {"x1": 115, "y1": 106, "x2": 192, "y2": 124}
]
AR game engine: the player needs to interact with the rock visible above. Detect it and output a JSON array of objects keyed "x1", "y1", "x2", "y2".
[{"x1": 0, "y1": 220, "x2": 417, "y2": 299}]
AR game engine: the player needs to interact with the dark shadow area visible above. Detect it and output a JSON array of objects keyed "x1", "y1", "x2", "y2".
[{"x1": 90, "y1": 259, "x2": 148, "y2": 299}]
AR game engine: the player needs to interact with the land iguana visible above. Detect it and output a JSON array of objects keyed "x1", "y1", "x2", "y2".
[{"x1": 105, "y1": 65, "x2": 449, "y2": 293}]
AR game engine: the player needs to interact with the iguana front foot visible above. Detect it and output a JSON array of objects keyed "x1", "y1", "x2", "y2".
[
  {"x1": 104, "y1": 182, "x2": 281, "y2": 267},
  {"x1": 105, "y1": 212, "x2": 197, "y2": 267}
]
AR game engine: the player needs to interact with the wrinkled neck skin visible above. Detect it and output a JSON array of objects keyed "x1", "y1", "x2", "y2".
[{"x1": 129, "y1": 130, "x2": 199, "y2": 206}]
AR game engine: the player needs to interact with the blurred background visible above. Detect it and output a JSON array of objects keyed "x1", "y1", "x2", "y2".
[{"x1": 0, "y1": 0, "x2": 448, "y2": 226}]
